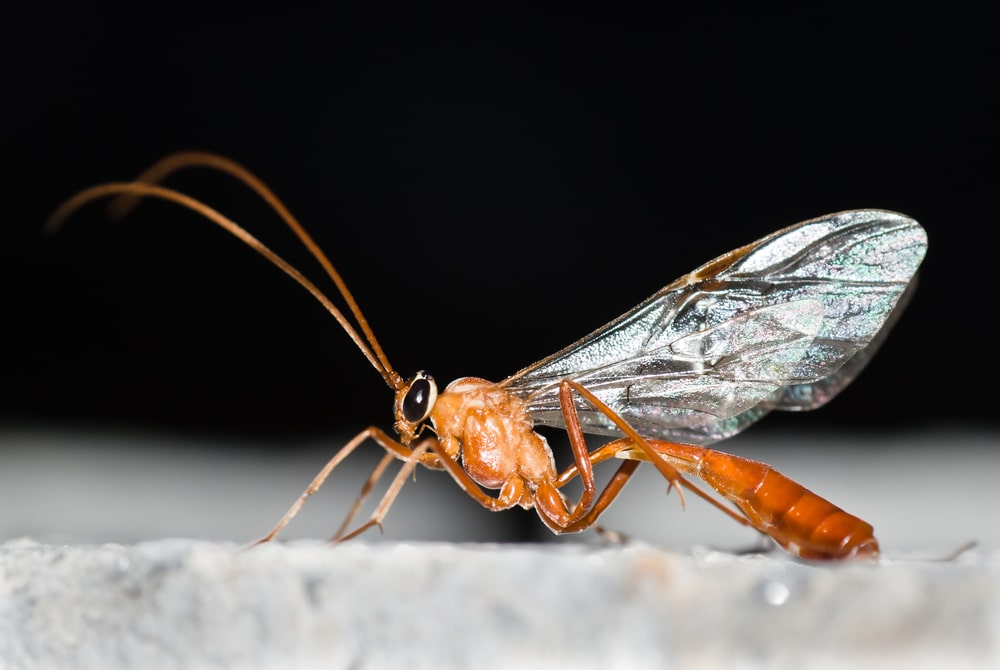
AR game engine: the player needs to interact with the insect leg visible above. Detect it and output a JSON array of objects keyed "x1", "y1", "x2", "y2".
[
  {"x1": 411, "y1": 441, "x2": 533, "y2": 514},
  {"x1": 554, "y1": 438, "x2": 632, "y2": 487},
  {"x1": 559, "y1": 459, "x2": 641, "y2": 533},
  {"x1": 553, "y1": 380, "x2": 598, "y2": 524},
  {"x1": 538, "y1": 437, "x2": 636, "y2": 537},
  {"x1": 532, "y1": 380, "x2": 738, "y2": 534},
  {"x1": 251, "y1": 426, "x2": 415, "y2": 545},
  {"x1": 527, "y1": 383, "x2": 647, "y2": 532},
  {"x1": 562, "y1": 381, "x2": 758, "y2": 528},
  {"x1": 330, "y1": 452, "x2": 395, "y2": 540},
  {"x1": 333, "y1": 439, "x2": 436, "y2": 541}
]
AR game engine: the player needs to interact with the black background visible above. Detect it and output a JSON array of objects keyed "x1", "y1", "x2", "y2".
[{"x1": 2, "y1": 10, "x2": 995, "y2": 448}]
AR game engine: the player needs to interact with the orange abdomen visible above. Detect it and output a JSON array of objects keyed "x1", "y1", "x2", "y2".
[
  {"x1": 646, "y1": 441, "x2": 880, "y2": 560},
  {"x1": 697, "y1": 449, "x2": 879, "y2": 560}
]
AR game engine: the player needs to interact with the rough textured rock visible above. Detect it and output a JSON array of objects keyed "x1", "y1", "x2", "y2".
[{"x1": 1, "y1": 539, "x2": 997, "y2": 669}]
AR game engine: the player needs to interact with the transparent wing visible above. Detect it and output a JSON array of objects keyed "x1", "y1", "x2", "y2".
[{"x1": 502, "y1": 209, "x2": 927, "y2": 444}]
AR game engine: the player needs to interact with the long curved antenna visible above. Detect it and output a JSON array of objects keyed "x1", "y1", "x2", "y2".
[
  {"x1": 46, "y1": 181, "x2": 402, "y2": 390},
  {"x1": 100, "y1": 151, "x2": 400, "y2": 387}
]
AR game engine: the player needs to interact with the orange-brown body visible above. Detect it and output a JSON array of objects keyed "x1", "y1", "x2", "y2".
[
  {"x1": 405, "y1": 375, "x2": 879, "y2": 560},
  {"x1": 48, "y1": 151, "x2": 896, "y2": 562},
  {"x1": 416, "y1": 377, "x2": 591, "y2": 532},
  {"x1": 430, "y1": 377, "x2": 557, "y2": 495}
]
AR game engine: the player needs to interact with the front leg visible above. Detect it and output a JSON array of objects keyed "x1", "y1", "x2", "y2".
[{"x1": 251, "y1": 425, "x2": 417, "y2": 545}]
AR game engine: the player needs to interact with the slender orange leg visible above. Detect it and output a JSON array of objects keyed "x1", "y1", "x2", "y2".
[
  {"x1": 252, "y1": 426, "x2": 415, "y2": 545},
  {"x1": 334, "y1": 440, "x2": 435, "y2": 541},
  {"x1": 563, "y1": 460, "x2": 642, "y2": 533},
  {"x1": 560, "y1": 382, "x2": 758, "y2": 530},
  {"x1": 554, "y1": 439, "x2": 641, "y2": 541},
  {"x1": 554, "y1": 438, "x2": 632, "y2": 487},
  {"x1": 332, "y1": 432, "x2": 551, "y2": 540},
  {"x1": 515, "y1": 380, "x2": 640, "y2": 532},
  {"x1": 528, "y1": 384, "x2": 639, "y2": 532},
  {"x1": 553, "y1": 437, "x2": 755, "y2": 531},
  {"x1": 553, "y1": 436, "x2": 750, "y2": 534},
  {"x1": 415, "y1": 442, "x2": 532, "y2": 512},
  {"x1": 555, "y1": 381, "x2": 597, "y2": 525},
  {"x1": 330, "y1": 452, "x2": 395, "y2": 540},
  {"x1": 531, "y1": 378, "x2": 702, "y2": 532},
  {"x1": 532, "y1": 381, "x2": 723, "y2": 533}
]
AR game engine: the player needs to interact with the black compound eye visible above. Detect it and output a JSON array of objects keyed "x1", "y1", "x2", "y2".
[{"x1": 401, "y1": 371, "x2": 437, "y2": 423}]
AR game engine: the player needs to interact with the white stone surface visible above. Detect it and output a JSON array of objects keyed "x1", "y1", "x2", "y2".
[{"x1": 0, "y1": 539, "x2": 997, "y2": 669}]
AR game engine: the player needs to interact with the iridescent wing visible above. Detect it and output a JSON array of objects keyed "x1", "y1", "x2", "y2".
[{"x1": 502, "y1": 210, "x2": 927, "y2": 444}]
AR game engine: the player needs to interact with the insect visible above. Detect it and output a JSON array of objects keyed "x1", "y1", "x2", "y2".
[{"x1": 48, "y1": 151, "x2": 927, "y2": 560}]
